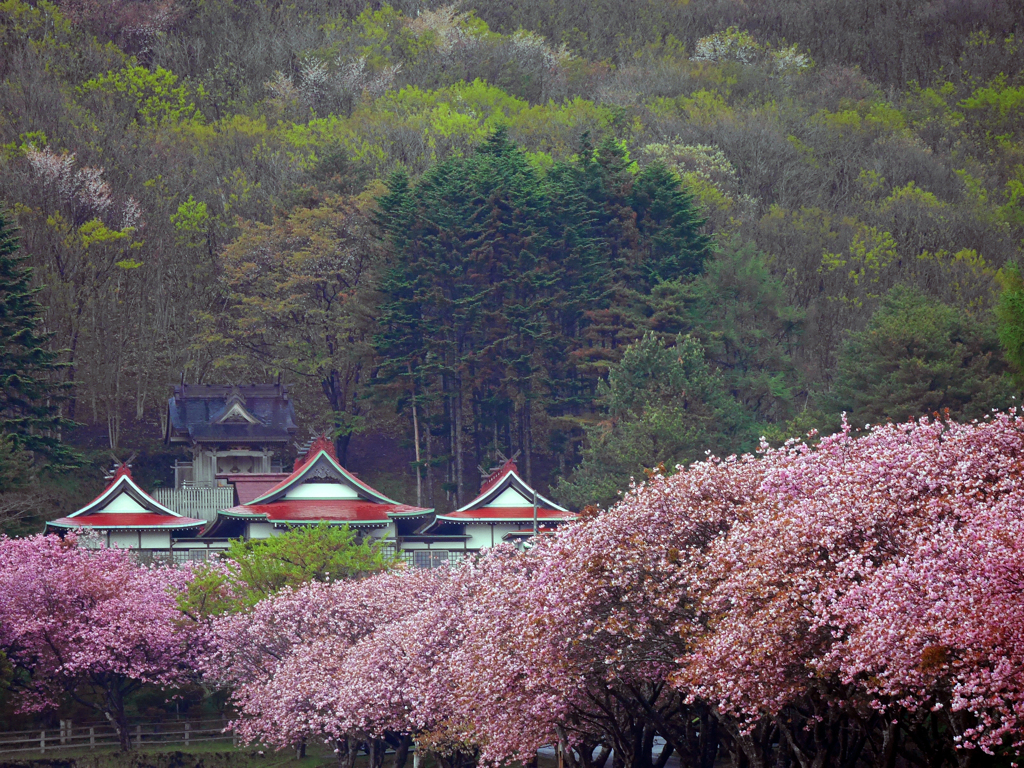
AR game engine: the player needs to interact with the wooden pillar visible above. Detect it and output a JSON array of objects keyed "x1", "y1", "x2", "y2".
[
  {"x1": 89, "y1": 727, "x2": 95, "y2": 749},
  {"x1": 184, "y1": 721, "x2": 190, "y2": 747}
]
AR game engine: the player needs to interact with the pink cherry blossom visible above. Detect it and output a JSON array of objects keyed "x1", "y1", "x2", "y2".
[{"x1": 0, "y1": 533, "x2": 201, "y2": 751}]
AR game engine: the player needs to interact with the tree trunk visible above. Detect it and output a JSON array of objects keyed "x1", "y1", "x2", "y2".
[
  {"x1": 454, "y1": 382, "x2": 465, "y2": 504},
  {"x1": 410, "y1": 366, "x2": 422, "y2": 507},
  {"x1": 425, "y1": 416, "x2": 434, "y2": 508},
  {"x1": 369, "y1": 739, "x2": 383, "y2": 768},
  {"x1": 340, "y1": 737, "x2": 359, "y2": 768},
  {"x1": 393, "y1": 734, "x2": 413, "y2": 768},
  {"x1": 104, "y1": 685, "x2": 131, "y2": 752},
  {"x1": 524, "y1": 402, "x2": 532, "y2": 485}
]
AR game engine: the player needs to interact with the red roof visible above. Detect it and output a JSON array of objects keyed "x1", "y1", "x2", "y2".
[
  {"x1": 48, "y1": 513, "x2": 205, "y2": 530},
  {"x1": 246, "y1": 445, "x2": 422, "y2": 509},
  {"x1": 479, "y1": 459, "x2": 518, "y2": 495},
  {"x1": 225, "y1": 500, "x2": 423, "y2": 524}
]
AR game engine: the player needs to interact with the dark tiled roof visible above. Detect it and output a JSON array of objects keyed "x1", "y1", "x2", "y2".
[{"x1": 165, "y1": 383, "x2": 298, "y2": 445}]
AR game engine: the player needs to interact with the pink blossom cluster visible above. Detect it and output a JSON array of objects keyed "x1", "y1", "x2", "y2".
[
  {"x1": 673, "y1": 414, "x2": 1024, "y2": 760},
  {"x1": 4, "y1": 412, "x2": 1024, "y2": 766},
  {"x1": 202, "y1": 569, "x2": 449, "y2": 751},
  {"x1": 0, "y1": 534, "x2": 201, "y2": 747},
  {"x1": 211, "y1": 413, "x2": 1024, "y2": 767}
]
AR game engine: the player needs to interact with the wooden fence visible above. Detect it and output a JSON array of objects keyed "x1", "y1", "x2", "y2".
[
  {"x1": 0, "y1": 718, "x2": 238, "y2": 755},
  {"x1": 151, "y1": 486, "x2": 235, "y2": 522}
]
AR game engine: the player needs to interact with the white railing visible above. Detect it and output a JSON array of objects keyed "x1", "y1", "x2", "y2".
[
  {"x1": 151, "y1": 486, "x2": 235, "y2": 522},
  {"x1": 0, "y1": 718, "x2": 238, "y2": 755}
]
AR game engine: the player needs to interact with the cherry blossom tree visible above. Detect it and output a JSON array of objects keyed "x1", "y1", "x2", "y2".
[
  {"x1": 196, "y1": 411, "x2": 1024, "y2": 768},
  {"x1": 677, "y1": 413, "x2": 1024, "y2": 766},
  {"x1": 453, "y1": 453, "x2": 766, "y2": 768},
  {"x1": 204, "y1": 568, "x2": 446, "y2": 757},
  {"x1": 0, "y1": 534, "x2": 201, "y2": 750}
]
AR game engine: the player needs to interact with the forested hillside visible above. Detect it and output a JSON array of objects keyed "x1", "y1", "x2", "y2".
[{"x1": 1, "y1": 0, "x2": 1023, "y2": 522}]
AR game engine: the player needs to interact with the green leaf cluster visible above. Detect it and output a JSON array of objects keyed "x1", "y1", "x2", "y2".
[{"x1": 178, "y1": 523, "x2": 395, "y2": 617}]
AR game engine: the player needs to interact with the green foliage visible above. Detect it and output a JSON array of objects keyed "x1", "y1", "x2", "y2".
[
  {"x1": 647, "y1": 239, "x2": 805, "y2": 423},
  {"x1": 960, "y1": 76, "x2": 1024, "y2": 148},
  {"x1": 199, "y1": 195, "x2": 382, "y2": 463},
  {"x1": 629, "y1": 161, "x2": 713, "y2": 282},
  {"x1": 374, "y1": 129, "x2": 716, "y2": 506},
  {"x1": 170, "y1": 196, "x2": 211, "y2": 248},
  {"x1": 833, "y1": 286, "x2": 1015, "y2": 426},
  {"x1": 179, "y1": 523, "x2": 394, "y2": 616},
  {"x1": 79, "y1": 65, "x2": 203, "y2": 127},
  {"x1": 555, "y1": 332, "x2": 753, "y2": 509},
  {"x1": 996, "y1": 263, "x2": 1024, "y2": 387},
  {"x1": 2, "y1": 0, "x2": 1023, "y2": 505},
  {"x1": 0, "y1": 433, "x2": 32, "y2": 494},
  {"x1": 0, "y1": 208, "x2": 78, "y2": 467}
]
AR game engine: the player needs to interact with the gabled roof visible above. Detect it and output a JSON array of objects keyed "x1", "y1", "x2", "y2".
[
  {"x1": 165, "y1": 383, "x2": 298, "y2": 445},
  {"x1": 423, "y1": 461, "x2": 571, "y2": 531},
  {"x1": 246, "y1": 438, "x2": 402, "y2": 506},
  {"x1": 203, "y1": 436, "x2": 431, "y2": 535},
  {"x1": 46, "y1": 466, "x2": 205, "y2": 532}
]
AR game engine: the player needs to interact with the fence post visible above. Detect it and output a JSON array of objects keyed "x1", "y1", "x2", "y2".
[
  {"x1": 90, "y1": 727, "x2": 95, "y2": 749},
  {"x1": 59, "y1": 719, "x2": 65, "y2": 746},
  {"x1": 40, "y1": 730, "x2": 45, "y2": 754},
  {"x1": 67, "y1": 720, "x2": 73, "y2": 747},
  {"x1": 184, "y1": 721, "x2": 190, "y2": 748},
  {"x1": 136, "y1": 724, "x2": 142, "y2": 748}
]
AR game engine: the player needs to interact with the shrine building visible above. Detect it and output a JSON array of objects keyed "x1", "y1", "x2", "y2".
[
  {"x1": 203, "y1": 436, "x2": 430, "y2": 544},
  {"x1": 44, "y1": 463, "x2": 222, "y2": 560},
  {"x1": 44, "y1": 383, "x2": 575, "y2": 566},
  {"x1": 153, "y1": 382, "x2": 297, "y2": 521}
]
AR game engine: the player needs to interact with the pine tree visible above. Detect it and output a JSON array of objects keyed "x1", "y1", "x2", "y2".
[
  {"x1": 0, "y1": 208, "x2": 78, "y2": 467},
  {"x1": 554, "y1": 332, "x2": 754, "y2": 509},
  {"x1": 376, "y1": 130, "x2": 566, "y2": 502},
  {"x1": 834, "y1": 286, "x2": 1014, "y2": 425},
  {"x1": 629, "y1": 160, "x2": 714, "y2": 282},
  {"x1": 996, "y1": 262, "x2": 1024, "y2": 388}
]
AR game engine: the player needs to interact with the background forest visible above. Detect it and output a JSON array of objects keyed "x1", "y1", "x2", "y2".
[{"x1": 1, "y1": 0, "x2": 1023, "y2": 527}]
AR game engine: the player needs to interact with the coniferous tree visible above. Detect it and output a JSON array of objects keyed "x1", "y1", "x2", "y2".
[
  {"x1": 0, "y1": 208, "x2": 78, "y2": 468},
  {"x1": 377, "y1": 130, "x2": 562, "y2": 503},
  {"x1": 996, "y1": 262, "x2": 1024, "y2": 388},
  {"x1": 647, "y1": 238, "x2": 805, "y2": 423},
  {"x1": 833, "y1": 286, "x2": 1014, "y2": 425},
  {"x1": 629, "y1": 160, "x2": 714, "y2": 283},
  {"x1": 376, "y1": 132, "x2": 726, "y2": 505},
  {"x1": 554, "y1": 332, "x2": 754, "y2": 509}
]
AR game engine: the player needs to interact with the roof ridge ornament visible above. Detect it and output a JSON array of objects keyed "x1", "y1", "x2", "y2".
[
  {"x1": 478, "y1": 450, "x2": 521, "y2": 495},
  {"x1": 303, "y1": 433, "x2": 338, "y2": 464},
  {"x1": 104, "y1": 452, "x2": 137, "y2": 484},
  {"x1": 214, "y1": 385, "x2": 262, "y2": 425}
]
